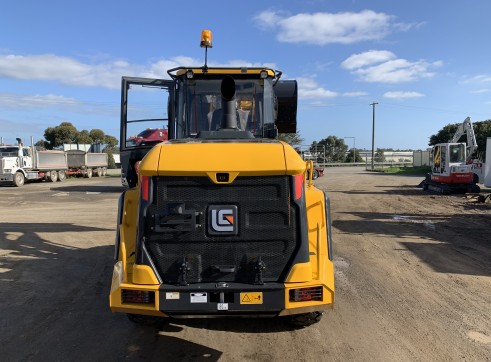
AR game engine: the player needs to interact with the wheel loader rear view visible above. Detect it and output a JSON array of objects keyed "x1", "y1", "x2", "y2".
[{"x1": 110, "y1": 31, "x2": 334, "y2": 327}]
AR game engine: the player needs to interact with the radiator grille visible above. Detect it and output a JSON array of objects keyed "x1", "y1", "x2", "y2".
[{"x1": 142, "y1": 176, "x2": 298, "y2": 284}]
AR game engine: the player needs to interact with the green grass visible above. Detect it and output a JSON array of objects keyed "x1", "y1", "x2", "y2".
[{"x1": 382, "y1": 166, "x2": 430, "y2": 175}]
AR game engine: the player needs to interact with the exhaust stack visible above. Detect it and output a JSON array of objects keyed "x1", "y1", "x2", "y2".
[{"x1": 220, "y1": 76, "x2": 238, "y2": 130}]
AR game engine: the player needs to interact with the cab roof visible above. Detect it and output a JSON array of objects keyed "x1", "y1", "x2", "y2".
[{"x1": 167, "y1": 67, "x2": 279, "y2": 80}]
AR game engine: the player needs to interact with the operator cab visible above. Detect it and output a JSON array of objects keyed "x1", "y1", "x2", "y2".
[
  {"x1": 120, "y1": 68, "x2": 297, "y2": 187},
  {"x1": 168, "y1": 67, "x2": 279, "y2": 140}
]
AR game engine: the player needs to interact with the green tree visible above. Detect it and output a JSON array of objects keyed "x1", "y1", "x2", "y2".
[
  {"x1": 473, "y1": 120, "x2": 491, "y2": 161},
  {"x1": 40, "y1": 122, "x2": 119, "y2": 153},
  {"x1": 345, "y1": 148, "x2": 364, "y2": 163},
  {"x1": 313, "y1": 136, "x2": 348, "y2": 162},
  {"x1": 106, "y1": 152, "x2": 116, "y2": 169},
  {"x1": 75, "y1": 130, "x2": 93, "y2": 144},
  {"x1": 429, "y1": 119, "x2": 491, "y2": 161},
  {"x1": 374, "y1": 148, "x2": 386, "y2": 162},
  {"x1": 34, "y1": 140, "x2": 48, "y2": 149},
  {"x1": 44, "y1": 122, "x2": 78, "y2": 149},
  {"x1": 102, "y1": 135, "x2": 119, "y2": 170},
  {"x1": 104, "y1": 135, "x2": 119, "y2": 148},
  {"x1": 89, "y1": 129, "x2": 106, "y2": 145},
  {"x1": 278, "y1": 132, "x2": 304, "y2": 146}
]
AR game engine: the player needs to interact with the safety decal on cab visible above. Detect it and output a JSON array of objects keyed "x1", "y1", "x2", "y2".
[{"x1": 240, "y1": 292, "x2": 263, "y2": 304}]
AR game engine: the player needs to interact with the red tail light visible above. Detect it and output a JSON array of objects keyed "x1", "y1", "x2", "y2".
[
  {"x1": 141, "y1": 176, "x2": 150, "y2": 201},
  {"x1": 294, "y1": 174, "x2": 304, "y2": 200},
  {"x1": 289, "y1": 287, "x2": 323, "y2": 302},
  {"x1": 122, "y1": 289, "x2": 155, "y2": 304}
]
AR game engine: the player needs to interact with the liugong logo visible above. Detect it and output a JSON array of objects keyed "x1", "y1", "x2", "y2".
[{"x1": 208, "y1": 205, "x2": 238, "y2": 235}]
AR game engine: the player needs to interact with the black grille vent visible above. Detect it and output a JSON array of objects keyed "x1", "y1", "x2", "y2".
[{"x1": 142, "y1": 176, "x2": 298, "y2": 284}]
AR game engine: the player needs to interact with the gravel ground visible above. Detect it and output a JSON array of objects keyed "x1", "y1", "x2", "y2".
[{"x1": 0, "y1": 168, "x2": 489, "y2": 361}]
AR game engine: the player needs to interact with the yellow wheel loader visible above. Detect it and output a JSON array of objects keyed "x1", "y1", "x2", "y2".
[{"x1": 110, "y1": 31, "x2": 334, "y2": 327}]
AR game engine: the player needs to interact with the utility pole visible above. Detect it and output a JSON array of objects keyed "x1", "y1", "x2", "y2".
[{"x1": 370, "y1": 102, "x2": 378, "y2": 171}]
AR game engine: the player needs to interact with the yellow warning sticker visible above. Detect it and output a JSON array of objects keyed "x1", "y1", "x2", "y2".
[{"x1": 240, "y1": 292, "x2": 263, "y2": 304}]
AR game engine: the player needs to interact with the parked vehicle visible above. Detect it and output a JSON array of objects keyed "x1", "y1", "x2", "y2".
[
  {"x1": 0, "y1": 138, "x2": 108, "y2": 187},
  {"x1": 0, "y1": 138, "x2": 67, "y2": 186},
  {"x1": 421, "y1": 117, "x2": 482, "y2": 194},
  {"x1": 66, "y1": 150, "x2": 108, "y2": 178},
  {"x1": 110, "y1": 30, "x2": 334, "y2": 328},
  {"x1": 126, "y1": 128, "x2": 168, "y2": 147},
  {"x1": 296, "y1": 146, "x2": 325, "y2": 180}
]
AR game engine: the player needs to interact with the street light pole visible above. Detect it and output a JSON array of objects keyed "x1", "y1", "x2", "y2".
[
  {"x1": 370, "y1": 102, "x2": 378, "y2": 171},
  {"x1": 344, "y1": 137, "x2": 355, "y2": 163}
]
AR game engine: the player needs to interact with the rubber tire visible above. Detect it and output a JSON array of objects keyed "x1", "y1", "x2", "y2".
[
  {"x1": 312, "y1": 170, "x2": 319, "y2": 180},
  {"x1": 57, "y1": 170, "x2": 66, "y2": 182},
  {"x1": 287, "y1": 311, "x2": 324, "y2": 328},
  {"x1": 47, "y1": 170, "x2": 58, "y2": 182},
  {"x1": 84, "y1": 168, "x2": 93, "y2": 178},
  {"x1": 126, "y1": 313, "x2": 158, "y2": 326},
  {"x1": 14, "y1": 172, "x2": 25, "y2": 187},
  {"x1": 467, "y1": 184, "x2": 481, "y2": 194}
]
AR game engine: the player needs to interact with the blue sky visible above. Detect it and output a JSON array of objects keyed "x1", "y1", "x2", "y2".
[{"x1": 1, "y1": 0, "x2": 490, "y2": 150}]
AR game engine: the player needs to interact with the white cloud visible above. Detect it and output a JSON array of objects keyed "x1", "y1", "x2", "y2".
[
  {"x1": 342, "y1": 50, "x2": 442, "y2": 83},
  {"x1": 253, "y1": 10, "x2": 284, "y2": 30},
  {"x1": 461, "y1": 74, "x2": 491, "y2": 84},
  {"x1": 341, "y1": 50, "x2": 395, "y2": 70},
  {"x1": 0, "y1": 93, "x2": 79, "y2": 108},
  {"x1": 0, "y1": 92, "x2": 120, "y2": 118},
  {"x1": 297, "y1": 77, "x2": 337, "y2": 99},
  {"x1": 470, "y1": 89, "x2": 489, "y2": 94},
  {"x1": 343, "y1": 91, "x2": 368, "y2": 97},
  {"x1": 0, "y1": 53, "x2": 280, "y2": 89},
  {"x1": 393, "y1": 21, "x2": 426, "y2": 32},
  {"x1": 0, "y1": 54, "x2": 138, "y2": 89},
  {"x1": 383, "y1": 91, "x2": 424, "y2": 99},
  {"x1": 254, "y1": 10, "x2": 415, "y2": 45}
]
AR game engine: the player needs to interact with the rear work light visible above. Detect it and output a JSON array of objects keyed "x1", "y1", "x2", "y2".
[
  {"x1": 289, "y1": 286, "x2": 323, "y2": 302},
  {"x1": 122, "y1": 289, "x2": 155, "y2": 304}
]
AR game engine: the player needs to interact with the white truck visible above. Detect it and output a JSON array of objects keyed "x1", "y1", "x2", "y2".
[
  {"x1": 0, "y1": 138, "x2": 108, "y2": 187},
  {"x1": 0, "y1": 138, "x2": 68, "y2": 187}
]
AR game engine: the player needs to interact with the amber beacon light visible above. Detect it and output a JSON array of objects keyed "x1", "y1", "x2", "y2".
[
  {"x1": 200, "y1": 30, "x2": 213, "y2": 70},
  {"x1": 200, "y1": 30, "x2": 213, "y2": 48}
]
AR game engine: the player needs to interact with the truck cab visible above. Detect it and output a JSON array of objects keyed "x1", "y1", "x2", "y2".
[{"x1": 0, "y1": 142, "x2": 33, "y2": 185}]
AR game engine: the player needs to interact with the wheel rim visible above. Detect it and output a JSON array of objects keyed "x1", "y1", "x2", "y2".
[
  {"x1": 49, "y1": 170, "x2": 58, "y2": 182},
  {"x1": 15, "y1": 173, "x2": 24, "y2": 186}
]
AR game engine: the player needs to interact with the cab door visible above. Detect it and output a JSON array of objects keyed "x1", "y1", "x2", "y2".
[
  {"x1": 432, "y1": 145, "x2": 442, "y2": 174},
  {"x1": 120, "y1": 77, "x2": 174, "y2": 188}
]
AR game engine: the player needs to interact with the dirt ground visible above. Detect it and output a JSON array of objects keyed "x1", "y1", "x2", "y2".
[{"x1": 0, "y1": 168, "x2": 490, "y2": 361}]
